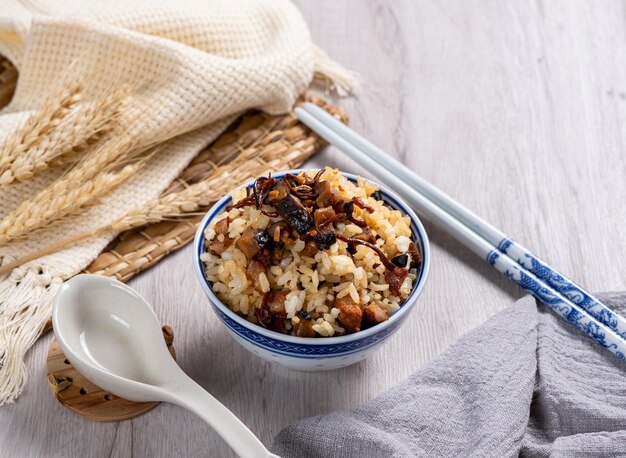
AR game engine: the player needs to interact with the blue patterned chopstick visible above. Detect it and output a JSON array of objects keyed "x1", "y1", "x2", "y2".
[
  {"x1": 296, "y1": 104, "x2": 626, "y2": 360},
  {"x1": 301, "y1": 102, "x2": 626, "y2": 340}
]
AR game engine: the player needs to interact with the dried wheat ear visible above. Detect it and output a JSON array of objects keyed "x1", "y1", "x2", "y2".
[
  {"x1": 0, "y1": 82, "x2": 129, "y2": 185},
  {"x1": 0, "y1": 110, "x2": 325, "y2": 276},
  {"x1": 0, "y1": 83, "x2": 152, "y2": 245}
]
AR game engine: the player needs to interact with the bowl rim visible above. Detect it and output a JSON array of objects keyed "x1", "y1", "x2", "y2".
[{"x1": 193, "y1": 169, "x2": 430, "y2": 346}]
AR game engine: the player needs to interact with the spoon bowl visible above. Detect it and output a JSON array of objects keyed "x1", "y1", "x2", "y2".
[
  {"x1": 53, "y1": 275, "x2": 177, "y2": 402},
  {"x1": 53, "y1": 274, "x2": 277, "y2": 458}
]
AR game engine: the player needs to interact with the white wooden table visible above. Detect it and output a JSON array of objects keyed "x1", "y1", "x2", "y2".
[{"x1": 2, "y1": 1, "x2": 626, "y2": 456}]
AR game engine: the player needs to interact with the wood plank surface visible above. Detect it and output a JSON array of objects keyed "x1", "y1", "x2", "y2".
[{"x1": 2, "y1": 1, "x2": 626, "y2": 456}]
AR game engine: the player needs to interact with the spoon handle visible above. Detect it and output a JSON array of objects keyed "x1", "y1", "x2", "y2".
[{"x1": 169, "y1": 374, "x2": 278, "y2": 458}]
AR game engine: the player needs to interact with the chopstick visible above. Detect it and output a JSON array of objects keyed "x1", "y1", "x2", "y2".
[
  {"x1": 295, "y1": 103, "x2": 626, "y2": 361},
  {"x1": 301, "y1": 103, "x2": 626, "y2": 340}
]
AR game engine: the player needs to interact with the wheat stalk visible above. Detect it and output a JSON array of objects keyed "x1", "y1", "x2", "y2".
[
  {"x1": 0, "y1": 85, "x2": 129, "y2": 185},
  {"x1": 0, "y1": 178, "x2": 215, "y2": 275},
  {"x1": 108, "y1": 136, "x2": 320, "y2": 233},
  {"x1": 0, "y1": 121, "x2": 321, "y2": 275},
  {"x1": 0, "y1": 159, "x2": 264, "y2": 274},
  {"x1": 0, "y1": 82, "x2": 82, "y2": 176},
  {"x1": 0, "y1": 134, "x2": 148, "y2": 244}
]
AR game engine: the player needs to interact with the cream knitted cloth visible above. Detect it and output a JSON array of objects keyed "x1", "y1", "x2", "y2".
[{"x1": 0, "y1": 0, "x2": 354, "y2": 405}]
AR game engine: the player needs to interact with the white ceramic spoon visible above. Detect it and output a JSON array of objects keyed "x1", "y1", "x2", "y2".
[{"x1": 53, "y1": 274, "x2": 278, "y2": 458}]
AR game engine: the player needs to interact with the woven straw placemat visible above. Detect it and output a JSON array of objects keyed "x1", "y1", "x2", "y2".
[{"x1": 0, "y1": 57, "x2": 348, "y2": 332}]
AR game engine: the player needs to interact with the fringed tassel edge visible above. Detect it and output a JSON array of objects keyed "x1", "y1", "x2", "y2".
[
  {"x1": 312, "y1": 45, "x2": 360, "y2": 97},
  {"x1": 0, "y1": 268, "x2": 62, "y2": 405}
]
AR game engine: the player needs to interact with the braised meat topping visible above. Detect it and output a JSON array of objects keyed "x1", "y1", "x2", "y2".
[
  {"x1": 236, "y1": 227, "x2": 261, "y2": 259},
  {"x1": 269, "y1": 291, "x2": 289, "y2": 317},
  {"x1": 300, "y1": 239, "x2": 318, "y2": 258},
  {"x1": 336, "y1": 295, "x2": 363, "y2": 333},
  {"x1": 215, "y1": 217, "x2": 230, "y2": 235},
  {"x1": 209, "y1": 217, "x2": 233, "y2": 255},
  {"x1": 245, "y1": 259, "x2": 267, "y2": 292},
  {"x1": 211, "y1": 170, "x2": 423, "y2": 337},
  {"x1": 364, "y1": 302, "x2": 389, "y2": 324},
  {"x1": 315, "y1": 180, "x2": 342, "y2": 208},
  {"x1": 226, "y1": 172, "x2": 420, "y2": 296},
  {"x1": 313, "y1": 206, "x2": 338, "y2": 230},
  {"x1": 256, "y1": 292, "x2": 273, "y2": 327},
  {"x1": 294, "y1": 317, "x2": 316, "y2": 337}
]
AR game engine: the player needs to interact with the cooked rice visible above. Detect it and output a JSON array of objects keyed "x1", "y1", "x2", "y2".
[{"x1": 201, "y1": 168, "x2": 418, "y2": 337}]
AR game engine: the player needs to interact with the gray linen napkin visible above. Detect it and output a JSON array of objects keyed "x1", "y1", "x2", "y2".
[{"x1": 272, "y1": 293, "x2": 626, "y2": 457}]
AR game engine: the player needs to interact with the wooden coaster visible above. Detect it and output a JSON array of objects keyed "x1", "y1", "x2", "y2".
[{"x1": 46, "y1": 325, "x2": 176, "y2": 421}]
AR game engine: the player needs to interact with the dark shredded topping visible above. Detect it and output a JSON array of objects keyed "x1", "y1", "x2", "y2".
[
  {"x1": 275, "y1": 193, "x2": 313, "y2": 235},
  {"x1": 254, "y1": 229, "x2": 272, "y2": 249},
  {"x1": 314, "y1": 206, "x2": 344, "y2": 231},
  {"x1": 315, "y1": 230, "x2": 337, "y2": 250},
  {"x1": 351, "y1": 196, "x2": 375, "y2": 213},
  {"x1": 253, "y1": 176, "x2": 274, "y2": 208},
  {"x1": 384, "y1": 267, "x2": 409, "y2": 296},
  {"x1": 226, "y1": 169, "x2": 420, "y2": 299},
  {"x1": 256, "y1": 292, "x2": 273, "y2": 327},
  {"x1": 344, "y1": 201, "x2": 367, "y2": 227},
  {"x1": 335, "y1": 234, "x2": 410, "y2": 294},
  {"x1": 335, "y1": 234, "x2": 397, "y2": 272},
  {"x1": 391, "y1": 253, "x2": 409, "y2": 268},
  {"x1": 407, "y1": 242, "x2": 422, "y2": 268}
]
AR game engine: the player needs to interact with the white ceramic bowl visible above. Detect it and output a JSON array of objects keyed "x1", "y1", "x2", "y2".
[{"x1": 193, "y1": 170, "x2": 430, "y2": 371}]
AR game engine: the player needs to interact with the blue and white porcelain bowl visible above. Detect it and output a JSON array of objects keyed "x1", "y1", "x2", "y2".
[{"x1": 193, "y1": 169, "x2": 430, "y2": 371}]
